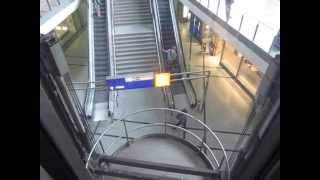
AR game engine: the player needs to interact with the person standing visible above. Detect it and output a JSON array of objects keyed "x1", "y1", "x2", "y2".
[
  {"x1": 162, "y1": 46, "x2": 178, "y2": 71},
  {"x1": 175, "y1": 108, "x2": 188, "y2": 127},
  {"x1": 209, "y1": 41, "x2": 215, "y2": 56}
]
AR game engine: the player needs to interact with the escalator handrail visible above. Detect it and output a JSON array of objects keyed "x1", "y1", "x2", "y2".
[
  {"x1": 107, "y1": 0, "x2": 115, "y2": 76},
  {"x1": 84, "y1": 0, "x2": 95, "y2": 117},
  {"x1": 150, "y1": 0, "x2": 164, "y2": 72},
  {"x1": 107, "y1": 0, "x2": 117, "y2": 118}
]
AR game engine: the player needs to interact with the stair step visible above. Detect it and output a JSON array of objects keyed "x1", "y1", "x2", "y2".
[
  {"x1": 95, "y1": 66, "x2": 109, "y2": 72},
  {"x1": 114, "y1": 33, "x2": 154, "y2": 40},
  {"x1": 116, "y1": 59, "x2": 158, "y2": 65},
  {"x1": 115, "y1": 37, "x2": 155, "y2": 44},
  {"x1": 116, "y1": 66, "x2": 159, "y2": 75},
  {"x1": 95, "y1": 51, "x2": 108, "y2": 56},
  {"x1": 94, "y1": 41, "x2": 108, "y2": 46},
  {"x1": 114, "y1": 3, "x2": 149, "y2": 8},
  {"x1": 94, "y1": 18, "x2": 106, "y2": 23},
  {"x1": 116, "y1": 54, "x2": 157, "y2": 61},
  {"x1": 114, "y1": 0, "x2": 148, "y2": 5},
  {"x1": 94, "y1": 23, "x2": 107, "y2": 28},
  {"x1": 115, "y1": 41, "x2": 155, "y2": 49},
  {"x1": 114, "y1": 9, "x2": 150, "y2": 16},
  {"x1": 114, "y1": 8, "x2": 149, "y2": 14},
  {"x1": 114, "y1": 16, "x2": 151, "y2": 22},
  {"x1": 95, "y1": 45, "x2": 108, "y2": 50},
  {"x1": 114, "y1": 20, "x2": 153, "y2": 25},
  {"x1": 95, "y1": 61, "x2": 109, "y2": 66},
  {"x1": 116, "y1": 63, "x2": 158, "y2": 70},
  {"x1": 114, "y1": 11, "x2": 150, "y2": 18},
  {"x1": 116, "y1": 46, "x2": 156, "y2": 53},
  {"x1": 116, "y1": 50, "x2": 157, "y2": 57},
  {"x1": 95, "y1": 70, "x2": 109, "y2": 76}
]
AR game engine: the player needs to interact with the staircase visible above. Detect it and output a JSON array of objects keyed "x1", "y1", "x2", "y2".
[
  {"x1": 93, "y1": 0, "x2": 109, "y2": 103},
  {"x1": 112, "y1": 0, "x2": 160, "y2": 76},
  {"x1": 114, "y1": 0, "x2": 153, "y2": 25}
]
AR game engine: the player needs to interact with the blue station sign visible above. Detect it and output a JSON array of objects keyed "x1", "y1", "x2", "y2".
[{"x1": 106, "y1": 72, "x2": 154, "y2": 91}]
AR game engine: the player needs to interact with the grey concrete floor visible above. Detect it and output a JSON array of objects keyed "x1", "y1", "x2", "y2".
[{"x1": 108, "y1": 135, "x2": 212, "y2": 180}]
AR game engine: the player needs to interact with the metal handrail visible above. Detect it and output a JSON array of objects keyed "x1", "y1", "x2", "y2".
[
  {"x1": 150, "y1": 0, "x2": 164, "y2": 72},
  {"x1": 86, "y1": 108, "x2": 230, "y2": 179},
  {"x1": 107, "y1": 0, "x2": 117, "y2": 117},
  {"x1": 169, "y1": 0, "x2": 198, "y2": 107},
  {"x1": 84, "y1": 0, "x2": 95, "y2": 118},
  {"x1": 109, "y1": 0, "x2": 116, "y2": 76}
]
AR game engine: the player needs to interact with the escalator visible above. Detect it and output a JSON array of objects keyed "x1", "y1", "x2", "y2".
[
  {"x1": 85, "y1": 0, "x2": 110, "y2": 118},
  {"x1": 154, "y1": 0, "x2": 198, "y2": 108},
  {"x1": 93, "y1": 0, "x2": 110, "y2": 103}
]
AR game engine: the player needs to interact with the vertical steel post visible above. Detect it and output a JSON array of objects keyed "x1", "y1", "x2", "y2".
[
  {"x1": 189, "y1": 27, "x2": 193, "y2": 65},
  {"x1": 216, "y1": 0, "x2": 221, "y2": 15},
  {"x1": 238, "y1": 15, "x2": 244, "y2": 32},
  {"x1": 201, "y1": 52, "x2": 207, "y2": 155},
  {"x1": 252, "y1": 23, "x2": 260, "y2": 41},
  {"x1": 235, "y1": 56, "x2": 244, "y2": 78},
  {"x1": 122, "y1": 119, "x2": 130, "y2": 143},
  {"x1": 182, "y1": 118, "x2": 186, "y2": 139},
  {"x1": 46, "y1": 0, "x2": 52, "y2": 11},
  {"x1": 219, "y1": 40, "x2": 226, "y2": 66}
]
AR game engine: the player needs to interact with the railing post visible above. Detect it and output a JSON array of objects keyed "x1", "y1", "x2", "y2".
[
  {"x1": 219, "y1": 40, "x2": 226, "y2": 66},
  {"x1": 235, "y1": 56, "x2": 244, "y2": 77},
  {"x1": 46, "y1": 0, "x2": 52, "y2": 11},
  {"x1": 216, "y1": 0, "x2": 220, "y2": 15},
  {"x1": 252, "y1": 23, "x2": 260, "y2": 42},
  {"x1": 182, "y1": 119, "x2": 186, "y2": 139},
  {"x1": 122, "y1": 119, "x2": 130, "y2": 143},
  {"x1": 238, "y1": 15, "x2": 244, "y2": 32}
]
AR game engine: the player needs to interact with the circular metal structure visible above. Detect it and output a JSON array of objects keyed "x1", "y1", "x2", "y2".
[{"x1": 86, "y1": 108, "x2": 230, "y2": 179}]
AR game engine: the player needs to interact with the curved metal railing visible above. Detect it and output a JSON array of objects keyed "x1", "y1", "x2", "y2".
[{"x1": 86, "y1": 108, "x2": 230, "y2": 180}]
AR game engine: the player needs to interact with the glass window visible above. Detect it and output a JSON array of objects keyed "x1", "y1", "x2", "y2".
[
  {"x1": 240, "y1": 16, "x2": 259, "y2": 41},
  {"x1": 217, "y1": 0, "x2": 227, "y2": 21},
  {"x1": 200, "y1": 0, "x2": 209, "y2": 7},
  {"x1": 237, "y1": 58, "x2": 263, "y2": 95},
  {"x1": 253, "y1": 24, "x2": 277, "y2": 52},
  {"x1": 221, "y1": 42, "x2": 242, "y2": 75},
  {"x1": 208, "y1": 0, "x2": 219, "y2": 14}
]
